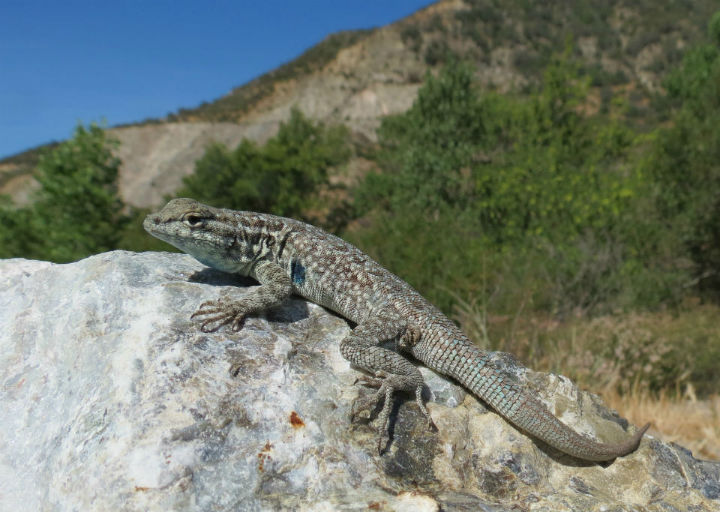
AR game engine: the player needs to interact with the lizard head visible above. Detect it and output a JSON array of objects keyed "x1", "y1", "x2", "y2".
[{"x1": 144, "y1": 198, "x2": 249, "y2": 272}]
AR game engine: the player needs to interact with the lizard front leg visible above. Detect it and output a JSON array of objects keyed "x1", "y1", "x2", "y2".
[
  {"x1": 340, "y1": 316, "x2": 432, "y2": 453},
  {"x1": 191, "y1": 260, "x2": 292, "y2": 332}
]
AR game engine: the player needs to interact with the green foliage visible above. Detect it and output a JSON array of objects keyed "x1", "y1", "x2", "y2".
[
  {"x1": 480, "y1": 54, "x2": 639, "y2": 245},
  {"x1": 424, "y1": 40, "x2": 452, "y2": 66},
  {"x1": 0, "y1": 196, "x2": 38, "y2": 258},
  {"x1": 358, "y1": 52, "x2": 638, "y2": 242},
  {"x1": 645, "y1": 14, "x2": 720, "y2": 296},
  {"x1": 358, "y1": 61, "x2": 484, "y2": 214},
  {"x1": 352, "y1": 51, "x2": 673, "y2": 314},
  {"x1": 178, "y1": 108, "x2": 350, "y2": 219},
  {"x1": 0, "y1": 124, "x2": 128, "y2": 262},
  {"x1": 710, "y1": 10, "x2": 720, "y2": 46}
]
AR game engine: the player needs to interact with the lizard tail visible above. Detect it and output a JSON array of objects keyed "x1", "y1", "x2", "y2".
[{"x1": 448, "y1": 348, "x2": 649, "y2": 461}]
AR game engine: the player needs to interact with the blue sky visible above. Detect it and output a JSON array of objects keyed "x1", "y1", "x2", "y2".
[{"x1": 0, "y1": 1, "x2": 433, "y2": 159}]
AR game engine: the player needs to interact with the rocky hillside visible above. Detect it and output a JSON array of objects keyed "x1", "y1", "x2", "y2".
[{"x1": 2, "y1": 0, "x2": 717, "y2": 207}]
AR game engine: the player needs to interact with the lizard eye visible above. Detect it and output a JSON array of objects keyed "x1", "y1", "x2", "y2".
[{"x1": 183, "y1": 214, "x2": 203, "y2": 227}]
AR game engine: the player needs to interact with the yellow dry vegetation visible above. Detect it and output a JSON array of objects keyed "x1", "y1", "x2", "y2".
[
  {"x1": 605, "y1": 387, "x2": 720, "y2": 461},
  {"x1": 456, "y1": 301, "x2": 720, "y2": 461}
]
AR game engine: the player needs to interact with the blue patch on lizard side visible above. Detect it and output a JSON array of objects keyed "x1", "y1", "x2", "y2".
[{"x1": 291, "y1": 260, "x2": 306, "y2": 285}]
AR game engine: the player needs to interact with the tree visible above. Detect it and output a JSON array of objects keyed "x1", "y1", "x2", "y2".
[
  {"x1": 358, "y1": 52, "x2": 636, "y2": 243},
  {"x1": 350, "y1": 51, "x2": 655, "y2": 314},
  {"x1": 179, "y1": 139, "x2": 263, "y2": 212},
  {"x1": 476, "y1": 49, "x2": 636, "y2": 244},
  {"x1": 0, "y1": 124, "x2": 128, "y2": 262},
  {"x1": 358, "y1": 60, "x2": 486, "y2": 214},
  {"x1": 647, "y1": 11, "x2": 720, "y2": 296},
  {"x1": 178, "y1": 108, "x2": 349, "y2": 219},
  {"x1": 0, "y1": 197, "x2": 38, "y2": 258}
]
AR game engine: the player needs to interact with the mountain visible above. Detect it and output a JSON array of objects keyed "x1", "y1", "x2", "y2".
[{"x1": 2, "y1": 0, "x2": 717, "y2": 207}]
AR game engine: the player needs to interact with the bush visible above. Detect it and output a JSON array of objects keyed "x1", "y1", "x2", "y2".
[
  {"x1": 424, "y1": 40, "x2": 451, "y2": 66},
  {"x1": 645, "y1": 14, "x2": 720, "y2": 297},
  {"x1": 0, "y1": 124, "x2": 128, "y2": 262},
  {"x1": 178, "y1": 108, "x2": 350, "y2": 220},
  {"x1": 351, "y1": 50, "x2": 682, "y2": 315},
  {"x1": 0, "y1": 198, "x2": 38, "y2": 259},
  {"x1": 401, "y1": 25, "x2": 422, "y2": 52},
  {"x1": 356, "y1": 60, "x2": 486, "y2": 215}
]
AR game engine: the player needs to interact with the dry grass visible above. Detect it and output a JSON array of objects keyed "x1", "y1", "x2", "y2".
[
  {"x1": 454, "y1": 299, "x2": 720, "y2": 461},
  {"x1": 603, "y1": 386, "x2": 720, "y2": 461}
]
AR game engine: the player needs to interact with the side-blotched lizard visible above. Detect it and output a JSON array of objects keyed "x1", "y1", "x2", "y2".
[{"x1": 144, "y1": 198, "x2": 649, "y2": 461}]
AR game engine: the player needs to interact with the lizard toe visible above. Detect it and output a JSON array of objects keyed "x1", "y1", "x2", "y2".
[
  {"x1": 192, "y1": 300, "x2": 224, "y2": 317},
  {"x1": 350, "y1": 389, "x2": 383, "y2": 422},
  {"x1": 354, "y1": 375, "x2": 384, "y2": 389},
  {"x1": 376, "y1": 429, "x2": 389, "y2": 455},
  {"x1": 199, "y1": 314, "x2": 233, "y2": 332},
  {"x1": 414, "y1": 385, "x2": 436, "y2": 431},
  {"x1": 230, "y1": 315, "x2": 246, "y2": 331}
]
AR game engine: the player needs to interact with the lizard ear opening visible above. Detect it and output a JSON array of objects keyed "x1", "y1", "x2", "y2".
[{"x1": 183, "y1": 214, "x2": 204, "y2": 227}]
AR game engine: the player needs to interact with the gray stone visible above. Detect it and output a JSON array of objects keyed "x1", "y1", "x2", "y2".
[{"x1": 1, "y1": 251, "x2": 718, "y2": 511}]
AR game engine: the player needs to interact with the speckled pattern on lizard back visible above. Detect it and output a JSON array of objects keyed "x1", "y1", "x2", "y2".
[{"x1": 144, "y1": 198, "x2": 649, "y2": 462}]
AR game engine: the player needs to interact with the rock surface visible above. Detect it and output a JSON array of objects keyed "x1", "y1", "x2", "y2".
[
  {"x1": 1, "y1": 251, "x2": 718, "y2": 511},
  {"x1": 111, "y1": 122, "x2": 275, "y2": 208}
]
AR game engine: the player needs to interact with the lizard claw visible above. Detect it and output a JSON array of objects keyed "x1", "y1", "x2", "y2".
[
  {"x1": 198, "y1": 316, "x2": 233, "y2": 333},
  {"x1": 415, "y1": 385, "x2": 436, "y2": 432},
  {"x1": 377, "y1": 428, "x2": 389, "y2": 454},
  {"x1": 353, "y1": 374, "x2": 385, "y2": 389},
  {"x1": 230, "y1": 315, "x2": 246, "y2": 331}
]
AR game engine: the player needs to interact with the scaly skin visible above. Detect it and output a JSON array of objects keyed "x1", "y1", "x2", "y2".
[{"x1": 144, "y1": 198, "x2": 649, "y2": 461}]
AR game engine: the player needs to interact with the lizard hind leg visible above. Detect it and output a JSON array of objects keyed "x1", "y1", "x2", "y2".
[{"x1": 340, "y1": 318, "x2": 429, "y2": 453}]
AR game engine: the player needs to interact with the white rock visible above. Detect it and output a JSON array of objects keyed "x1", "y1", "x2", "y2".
[{"x1": 0, "y1": 252, "x2": 718, "y2": 511}]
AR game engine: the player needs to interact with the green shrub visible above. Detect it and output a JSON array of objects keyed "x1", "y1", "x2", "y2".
[
  {"x1": 424, "y1": 40, "x2": 451, "y2": 66},
  {"x1": 178, "y1": 108, "x2": 349, "y2": 220},
  {"x1": 351, "y1": 50, "x2": 685, "y2": 315},
  {"x1": 645, "y1": 15, "x2": 720, "y2": 297},
  {"x1": 0, "y1": 124, "x2": 128, "y2": 262},
  {"x1": 401, "y1": 25, "x2": 422, "y2": 52}
]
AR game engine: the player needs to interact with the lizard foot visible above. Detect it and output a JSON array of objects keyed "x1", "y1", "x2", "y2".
[
  {"x1": 349, "y1": 371, "x2": 392, "y2": 421},
  {"x1": 350, "y1": 373, "x2": 434, "y2": 454},
  {"x1": 349, "y1": 378, "x2": 392, "y2": 453},
  {"x1": 191, "y1": 300, "x2": 246, "y2": 332},
  {"x1": 355, "y1": 374, "x2": 435, "y2": 431}
]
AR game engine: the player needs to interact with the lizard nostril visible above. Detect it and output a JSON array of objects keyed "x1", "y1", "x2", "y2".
[{"x1": 143, "y1": 214, "x2": 161, "y2": 228}]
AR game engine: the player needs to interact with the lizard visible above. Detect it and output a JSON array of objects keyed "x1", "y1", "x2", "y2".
[{"x1": 143, "y1": 198, "x2": 650, "y2": 462}]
